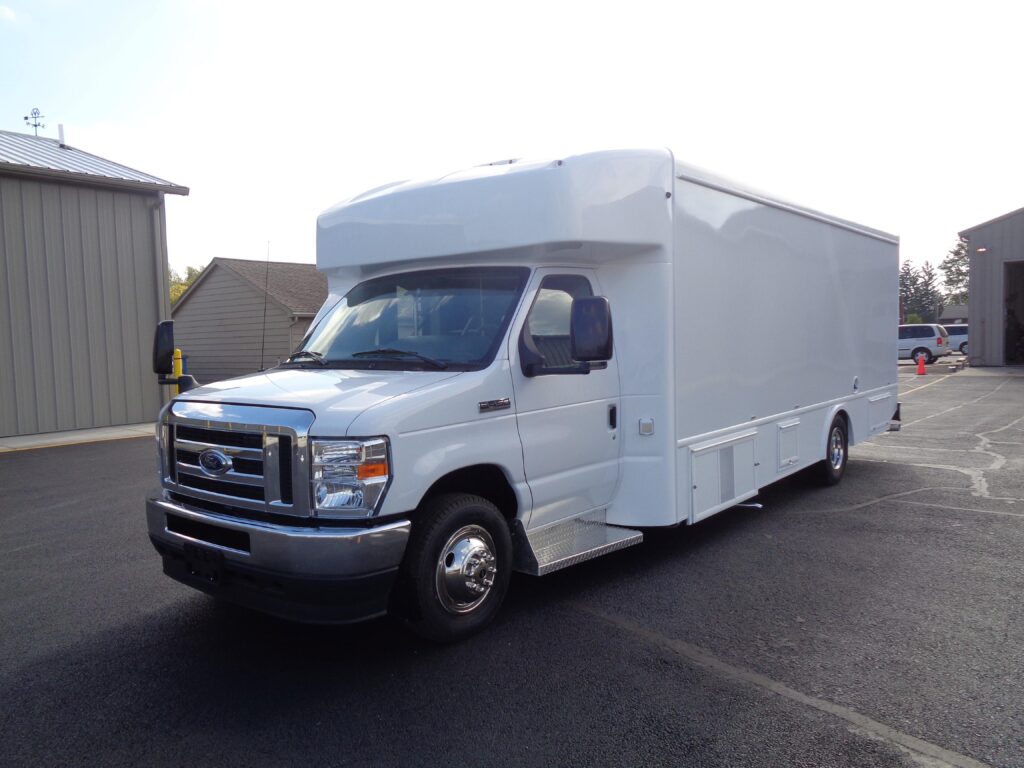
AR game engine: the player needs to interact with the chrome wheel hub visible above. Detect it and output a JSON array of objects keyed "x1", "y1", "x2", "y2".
[
  {"x1": 435, "y1": 525, "x2": 498, "y2": 614},
  {"x1": 829, "y1": 427, "x2": 845, "y2": 470}
]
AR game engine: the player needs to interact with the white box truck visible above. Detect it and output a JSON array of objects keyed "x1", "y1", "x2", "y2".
[{"x1": 148, "y1": 148, "x2": 900, "y2": 641}]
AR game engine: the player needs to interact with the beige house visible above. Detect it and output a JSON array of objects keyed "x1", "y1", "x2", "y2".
[{"x1": 171, "y1": 258, "x2": 327, "y2": 385}]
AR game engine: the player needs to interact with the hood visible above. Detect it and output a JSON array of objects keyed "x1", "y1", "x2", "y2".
[{"x1": 176, "y1": 367, "x2": 463, "y2": 435}]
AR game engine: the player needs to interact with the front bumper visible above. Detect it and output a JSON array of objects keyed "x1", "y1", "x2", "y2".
[{"x1": 147, "y1": 495, "x2": 411, "y2": 623}]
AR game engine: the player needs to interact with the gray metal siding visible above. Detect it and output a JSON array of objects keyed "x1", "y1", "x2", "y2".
[
  {"x1": 172, "y1": 265, "x2": 296, "y2": 385},
  {"x1": 0, "y1": 175, "x2": 164, "y2": 437},
  {"x1": 965, "y1": 211, "x2": 1024, "y2": 366}
]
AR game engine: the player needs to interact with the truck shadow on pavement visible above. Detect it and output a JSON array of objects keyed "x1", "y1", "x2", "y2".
[{"x1": 2, "y1": 462, "x2": 928, "y2": 767}]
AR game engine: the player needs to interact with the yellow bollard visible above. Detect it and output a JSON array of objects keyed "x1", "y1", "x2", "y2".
[{"x1": 172, "y1": 348, "x2": 184, "y2": 395}]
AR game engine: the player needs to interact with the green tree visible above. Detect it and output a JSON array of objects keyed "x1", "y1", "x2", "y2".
[
  {"x1": 899, "y1": 260, "x2": 944, "y2": 322},
  {"x1": 917, "y1": 261, "x2": 943, "y2": 322},
  {"x1": 939, "y1": 235, "x2": 969, "y2": 306},
  {"x1": 169, "y1": 265, "x2": 204, "y2": 304},
  {"x1": 898, "y1": 260, "x2": 919, "y2": 322}
]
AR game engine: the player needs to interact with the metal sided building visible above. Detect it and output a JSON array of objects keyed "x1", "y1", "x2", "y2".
[
  {"x1": 0, "y1": 129, "x2": 189, "y2": 437},
  {"x1": 961, "y1": 207, "x2": 1024, "y2": 366},
  {"x1": 171, "y1": 258, "x2": 327, "y2": 385}
]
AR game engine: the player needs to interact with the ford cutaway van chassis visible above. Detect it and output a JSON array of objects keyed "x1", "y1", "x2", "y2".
[{"x1": 147, "y1": 149, "x2": 900, "y2": 641}]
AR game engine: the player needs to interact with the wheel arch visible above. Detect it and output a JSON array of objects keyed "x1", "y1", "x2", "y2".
[
  {"x1": 415, "y1": 464, "x2": 521, "y2": 525},
  {"x1": 821, "y1": 406, "x2": 853, "y2": 450}
]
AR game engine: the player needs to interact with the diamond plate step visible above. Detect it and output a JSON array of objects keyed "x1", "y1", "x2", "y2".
[{"x1": 516, "y1": 510, "x2": 643, "y2": 576}]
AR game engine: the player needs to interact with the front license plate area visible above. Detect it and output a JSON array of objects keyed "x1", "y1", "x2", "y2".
[{"x1": 183, "y1": 543, "x2": 224, "y2": 584}]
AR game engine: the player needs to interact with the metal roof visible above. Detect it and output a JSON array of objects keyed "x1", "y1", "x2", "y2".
[
  {"x1": 959, "y1": 204, "x2": 1024, "y2": 236},
  {"x1": 0, "y1": 129, "x2": 188, "y2": 195}
]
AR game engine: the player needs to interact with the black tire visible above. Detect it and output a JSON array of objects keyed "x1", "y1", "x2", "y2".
[
  {"x1": 397, "y1": 493, "x2": 512, "y2": 643},
  {"x1": 818, "y1": 415, "x2": 848, "y2": 486},
  {"x1": 911, "y1": 348, "x2": 930, "y2": 365},
  {"x1": 960, "y1": 342, "x2": 968, "y2": 355}
]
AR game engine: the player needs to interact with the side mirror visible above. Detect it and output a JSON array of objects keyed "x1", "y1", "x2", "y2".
[
  {"x1": 570, "y1": 296, "x2": 613, "y2": 362},
  {"x1": 153, "y1": 321, "x2": 175, "y2": 374}
]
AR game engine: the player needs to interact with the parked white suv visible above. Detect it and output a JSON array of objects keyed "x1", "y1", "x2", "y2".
[
  {"x1": 945, "y1": 324, "x2": 968, "y2": 355},
  {"x1": 898, "y1": 324, "x2": 951, "y2": 364}
]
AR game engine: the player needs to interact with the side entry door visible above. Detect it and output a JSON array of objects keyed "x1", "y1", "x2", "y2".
[
  {"x1": 510, "y1": 269, "x2": 621, "y2": 530},
  {"x1": 897, "y1": 326, "x2": 910, "y2": 359}
]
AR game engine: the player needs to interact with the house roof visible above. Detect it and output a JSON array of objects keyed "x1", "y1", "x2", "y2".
[
  {"x1": 173, "y1": 258, "x2": 327, "y2": 316},
  {"x1": 0, "y1": 129, "x2": 188, "y2": 195},
  {"x1": 939, "y1": 304, "x2": 968, "y2": 320}
]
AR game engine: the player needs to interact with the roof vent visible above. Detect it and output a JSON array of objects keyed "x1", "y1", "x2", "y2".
[{"x1": 58, "y1": 124, "x2": 67, "y2": 148}]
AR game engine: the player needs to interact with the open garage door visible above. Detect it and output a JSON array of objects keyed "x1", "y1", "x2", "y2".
[{"x1": 1006, "y1": 261, "x2": 1024, "y2": 365}]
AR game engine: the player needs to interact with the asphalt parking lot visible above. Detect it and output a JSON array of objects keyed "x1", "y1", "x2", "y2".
[{"x1": 2, "y1": 367, "x2": 1023, "y2": 768}]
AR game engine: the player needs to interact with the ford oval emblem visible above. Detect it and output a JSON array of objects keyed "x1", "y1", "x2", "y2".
[{"x1": 198, "y1": 448, "x2": 232, "y2": 476}]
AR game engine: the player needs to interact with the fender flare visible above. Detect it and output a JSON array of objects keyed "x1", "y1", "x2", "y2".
[{"x1": 820, "y1": 405, "x2": 853, "y2": 453}]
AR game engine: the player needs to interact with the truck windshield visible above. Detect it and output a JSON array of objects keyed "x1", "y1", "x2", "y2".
[{"x1": 290, "y1": 267, "x2": 530, "y2": 371}]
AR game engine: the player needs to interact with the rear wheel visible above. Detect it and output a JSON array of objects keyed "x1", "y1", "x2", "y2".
[
  {"x1": 912, "y1": 348, "x2": 932, "y2": 365},
  {"x1": 818, "y1": 415, "x2": 848, "y2": 486},
  {"x1": 397, "y1": 493, "x2": 512, "y2": 642},
  {"x1": 960, "y1": 342, "x2": 968, "y2": 355}
]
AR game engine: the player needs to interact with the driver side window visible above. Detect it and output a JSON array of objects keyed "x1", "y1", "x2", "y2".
[{"x1": 524, "y1": 274, "x2": 593, "y2": 373}]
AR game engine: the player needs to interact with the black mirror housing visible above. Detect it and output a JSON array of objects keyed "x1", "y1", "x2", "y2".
[
  {"x1": 570, "y1": 296, "x2": 613, "y2": 362},
  {"x1": 153, "y1": 320, "x2": 175, "y2": 374}
]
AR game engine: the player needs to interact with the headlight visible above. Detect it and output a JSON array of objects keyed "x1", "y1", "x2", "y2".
[{"x1": 310, "y1": 438, "x2": 390, "y2": 518}]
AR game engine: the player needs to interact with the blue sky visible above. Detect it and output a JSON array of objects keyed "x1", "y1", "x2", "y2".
[
  {"x1": 3, "y1": 1, "x2": 1023, "y2": 275},
  {"x1": 3, "y1": 3, "x2": 192, "y2": 135}
]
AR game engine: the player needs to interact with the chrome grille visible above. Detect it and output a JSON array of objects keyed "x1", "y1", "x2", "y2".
[
  {"x1": 160, "y1": 401, "x2": 314, "y2": 519},
  {"x1": 174, "y1": 425, "x2": 266, "y2": 500}
]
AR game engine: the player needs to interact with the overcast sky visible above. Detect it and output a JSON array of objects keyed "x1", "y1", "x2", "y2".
[{"x1": 2, "y1": 1, "x2": 1022, "y2": 276}]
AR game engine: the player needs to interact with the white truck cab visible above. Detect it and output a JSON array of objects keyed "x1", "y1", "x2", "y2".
[{"x1": 147, "y1": 148, "x2": 900, "y2": 641}]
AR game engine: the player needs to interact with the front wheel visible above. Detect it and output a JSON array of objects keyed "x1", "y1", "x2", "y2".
[
  {"x1": 960, "y1": 342, "x2": 968, "y2": 355},
  {"x1": 817, "y1": 415, "x2": 848, "y2": 486},
  {"x1": 397, "y1": 493, "x2": 512, "y2": 642}
]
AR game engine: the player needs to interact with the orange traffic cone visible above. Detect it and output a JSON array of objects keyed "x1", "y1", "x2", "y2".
[{"x1": 916, "y1": 354, "x2": 927, "y2": 375}]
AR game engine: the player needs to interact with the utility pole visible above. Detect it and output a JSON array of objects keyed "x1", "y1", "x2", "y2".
[{"x1": 23, "y1": 108, "x2": 45, "y2": 136}]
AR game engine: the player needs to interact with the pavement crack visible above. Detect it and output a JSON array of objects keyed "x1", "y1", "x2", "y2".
[
  {"x1": 897, "y1": 499, "x2": 1024, "y2": 519},
  {"x1": 858, "y1": 383, "x2": 1024, "y2": 501},
  {"x1": 815, "y1": 485, "x2": 966, "y2": 514},
  {"x1": 575, "y1": 605, "x2": 994, "y2": 768}
]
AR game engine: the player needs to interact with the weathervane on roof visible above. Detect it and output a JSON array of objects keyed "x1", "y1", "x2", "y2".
[{"x1": 23, "y1": 108, "x2": 46, "y2": 136}]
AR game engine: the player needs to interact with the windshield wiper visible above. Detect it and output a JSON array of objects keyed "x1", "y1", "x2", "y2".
[
  {"x1": 285, "y1": 350, "x2": 327, "y2": 366},
  {"x1": 351, "y1": 348, "x2": 448, "y2": 370}
]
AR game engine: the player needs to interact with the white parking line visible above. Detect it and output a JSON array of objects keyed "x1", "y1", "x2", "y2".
[
  {"x1": 899, "y1": 374, "x2": 952, "y2": 396},
  {"x1": 902, "y1": 379, "x2": 1010, "y2": 426},
  {"x1": 576, "y1": 605, "x2": 993, "y2": 768}
]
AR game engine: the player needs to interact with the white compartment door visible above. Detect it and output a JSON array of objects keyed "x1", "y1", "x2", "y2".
[
  {"x1": 778, "y1": 419, "x2": 800, "y2": 471},
  {"x1": 690, "y1": 431, "x2": 758, "y2": 523}
]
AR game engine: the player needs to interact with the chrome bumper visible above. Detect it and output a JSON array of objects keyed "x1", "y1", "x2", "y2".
[{"x1": 146, "y1": 495, "x2": 411, "y2": 578}]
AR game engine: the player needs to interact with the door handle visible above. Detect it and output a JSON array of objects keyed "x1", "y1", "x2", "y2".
[{"x1": 608, "y1": 404, "x2": 617, "y2": 429}]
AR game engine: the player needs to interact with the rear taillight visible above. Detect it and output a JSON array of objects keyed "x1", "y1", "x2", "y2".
[{"x1": 936, "y1": 337, "x2": 943, "y2": 345}]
